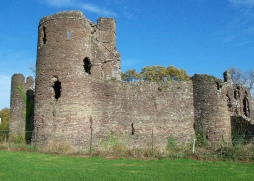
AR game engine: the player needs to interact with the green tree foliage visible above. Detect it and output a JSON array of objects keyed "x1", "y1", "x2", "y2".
[
  {"x1": 122, "y1": 65, "x2": 190, "y2": 82},
  {"x1": 166, "y1": 66, "x2": 190, "y2": 81},
  {"x1": 0, "y1": 108, "x2": 9, "y2": 141},
  {"x1": 17, "y1": 86, "x2": 27, "y2": 104},
  {"x1": 141, "y1": 66, "x2": 169, "y2": 82},
  {"x1": 0, "y1": 108, "x2": 10, "y2": 130},
  {"x1": 121, "y1": 69, "x2": 141, "y2": 82}
]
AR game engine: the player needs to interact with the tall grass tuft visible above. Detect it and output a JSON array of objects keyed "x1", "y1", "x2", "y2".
[{"x1": 44, "y1": 140, "x2": 74, "y2": 154}]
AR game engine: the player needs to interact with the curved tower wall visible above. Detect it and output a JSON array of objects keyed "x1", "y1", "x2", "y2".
[
  {"x1": 9, "y1": 74, "x2": 34, "y2": 141},
  {"x1": 35, "y1": 11, "x2": 93, "y2": 147},
  {"x1": 34, "y1": 11, "x2": 121, "y2": 148},
  {"x1": 192, "y1": 74, "x2": 231, "y2": 144}
]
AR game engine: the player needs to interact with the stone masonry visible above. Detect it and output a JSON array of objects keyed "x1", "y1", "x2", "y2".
[
  {"x1": 10, "y1": 11, "x2": 254, "y2": 151},
  {"x1": 9, "y1": 74, "x2": 34, "y2": 142}
]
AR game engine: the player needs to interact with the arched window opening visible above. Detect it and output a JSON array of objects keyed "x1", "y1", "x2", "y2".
[
  {"x1": 234, "y1": 86, "x2": 240, "y2": 99},
  {"x1": 52, "y1": 76, "x2": 61, "y2": 100},
  {"x1": 83, "y1": 57, "x2": 92, "y2": 74},
  {"x1": 243, "y1": 95, "x2": 250, "y2": 117}
]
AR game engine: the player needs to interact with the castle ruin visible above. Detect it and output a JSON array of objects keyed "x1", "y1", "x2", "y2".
[{"x1": 10, "y1": 11, "x2": 254, "y2": 151}]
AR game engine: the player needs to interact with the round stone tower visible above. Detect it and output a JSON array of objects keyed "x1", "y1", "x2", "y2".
[
  {"x1": 34, "y1": 11, "x2": 121, "y2": 149},
  {"x1": 9, "y1": 74, "x2": 34, "y2": 142},
  {"x1": 192, "y1": 74, "x2": 231, "y2": 145}
]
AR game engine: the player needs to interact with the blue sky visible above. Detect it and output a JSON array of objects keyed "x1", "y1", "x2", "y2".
[{"x1": 1, "y1": 0, "x2": 254, "y2": 109}]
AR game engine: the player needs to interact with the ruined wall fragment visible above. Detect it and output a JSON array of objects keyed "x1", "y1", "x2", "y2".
[
  {"x1": 192, "y1": 74, "x2": 231, "y2": 144},
  {"x1": 9, "y1": 74, "x2": 34, "y2": 142}
]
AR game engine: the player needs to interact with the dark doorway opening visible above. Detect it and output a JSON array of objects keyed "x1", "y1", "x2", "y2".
[
  {"x1": 83, "y1": 57, "x2": 92, "y2": 74},
  {"x1": 25, "y1": 89, "x2": 34, "y2": 143},
  {"x1": 53, "y1": 76, "x2": 61, "y2": 100}
]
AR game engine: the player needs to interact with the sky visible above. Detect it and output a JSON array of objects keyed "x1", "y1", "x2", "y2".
[{"x1": 1, "y1": 0, "x2": 254, "y2": 109}]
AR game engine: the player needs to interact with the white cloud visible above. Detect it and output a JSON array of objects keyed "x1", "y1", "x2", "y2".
[
  {"x1": 226, "y1": 0, "x2": 254, "y2": 45},
  {"x1": 79, "y1": 3, "x2": 117, "y2": 17},
  {"x1": 229, "y1": 0, "x2": 254, "y2": 7},
  {"x1": 0, "y1": 75, "x2": 11, "y2": 109},
  {"x1": 40, "y1": 0, "x2": 117, "y2": 17}
]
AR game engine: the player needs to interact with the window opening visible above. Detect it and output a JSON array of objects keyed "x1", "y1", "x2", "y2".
[
  {"x1": 52, "y1": 76, "x2": 61, "y2": 100},
  {"x1": 43, "y1": 26, "x2": 46, "y2": 44},
  {"x1": 215, "y1": 82, "x2": 221, "y2": 90},
  {"x1": 243, "y1": 94, "x2": 250, "y2": 117},
  {"x1": 131, "y1": 123, "x2": 135, "y2": 135},
  {"x1": 83, "y1": 57, "x2": 92, "y2": 74},
  {"x1": 234, "y1": 86, "x2": 240, "y2": 99},
  {"x1": 67, "y1": 30, "x2": 71, "y2": 39}
]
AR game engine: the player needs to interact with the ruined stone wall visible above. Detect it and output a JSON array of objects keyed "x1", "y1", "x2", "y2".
[
  {"x1": 34, "y1": 11, "x2": 120, "y2": 150},
  {"x1": 231, "y1": 116, "x2": 254, "y2": 141},
  {"x1": 9, "y1": 74, "x2": 34, "y2": 142},
  {"x1": 192, "y1": 74, "x2": 232, "y2": 144},
  {"x1": 89, "y1": 80, "x2": 195, "y2": 150},
  {"x1": 33, "y1": 11, "x2": 195, "y2": 151},
  {"x1": 226, "y1": 84, "x2": 253, "y2": 119},
  {"x1": 227, "y1": 84, "x2": 254, "y2": 141},
  {"x1": 34, "y1": 76, "x2": 195, "y2": 151},
  {"x1": 28, "y1": 10, "x2": 254, "y2": 151},
  {"x1": 92, "y1": 18, "x2": 120, "y2": 80},
  {"x1": 192, "y1": 74, "x2": 254, "y2": 145}
]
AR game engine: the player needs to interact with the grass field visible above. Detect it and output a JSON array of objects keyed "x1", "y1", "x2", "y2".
[{"x1": 0, "y1": 151, "x2": 254, "y2": 181}]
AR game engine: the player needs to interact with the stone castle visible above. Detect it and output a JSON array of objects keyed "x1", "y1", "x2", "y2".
[{"x1": 9, "y1": 11, "x2": 254, "y2": 151}]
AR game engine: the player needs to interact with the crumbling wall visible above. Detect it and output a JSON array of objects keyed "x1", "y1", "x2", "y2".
[
  {"x1": 91, "y1": 18, "x2": 121, "y2": 80},
  {"x1": 231, "y1": 116, "x2": 254, "y2": 142},
  {"x1": 33, "y1": 10, "x2": 195, "y2": 151},
  {"x1": 34, "y1": 76, "x2": 195, "y2": 150},
  {"x1": 29, "y1": 10, "x2": 254, "y2": 152},
  {"x1": 192, "y1": 74, "x2": 231, "y2": 144},
  {"x1": 226, "y1": 84, "x2": 253, "y2": 119},
  {"x1": 34, "y1": 11, "x2": 121, "y2": 149},
  {"x1": 9, "y1": 74, "x2": 34, "y2": 142},
  {"x1": 226, "y1": 83, "x2": 254, "y2": 142},
  {"x1": 89, "y1": 80, "x2": 195, "y2": 150}
]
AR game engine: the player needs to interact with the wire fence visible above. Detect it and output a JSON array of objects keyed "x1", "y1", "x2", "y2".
[{"x1": 0, "y1": 130, "x2": 254, "y2": 160}]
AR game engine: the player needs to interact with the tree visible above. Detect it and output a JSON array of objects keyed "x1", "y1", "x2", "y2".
[
  {"x1": 166, "y1": 66, "x2": 190, "y2": 81},
  {"x1": 122, "y1": 65, "x2": 190, "y2": 82},
  {"x1": 0, "y1": 108, "x2": 10, "y2": 130},
  {"x1": 229, "y1": 67, "x2": 254, "y2": 92},
  {"x1": 0, "y1": 108, "x2": 10, "y2": 141},
  {"x1": 141, "y1": 66, "x2": 169, "y2": 82},
  {"x1": 121, "y1": 69, "x2": 141, "y2": 82}
]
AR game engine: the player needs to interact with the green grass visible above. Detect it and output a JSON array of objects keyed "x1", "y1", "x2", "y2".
[{"x1": 0, "y1": 151, "x2": 254, "y2": 181}]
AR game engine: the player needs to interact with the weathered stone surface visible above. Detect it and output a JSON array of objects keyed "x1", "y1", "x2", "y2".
[
  {"x1": 10, "y1": 11, "x2": 254, "y2": 151},
  {"x1": 9, "y1": 74, "x2": 34, "y2": 141}
]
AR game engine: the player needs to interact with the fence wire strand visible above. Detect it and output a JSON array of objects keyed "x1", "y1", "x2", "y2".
[{"x1": 1, "y1": 130, "x2": 254, "y2": 160}]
